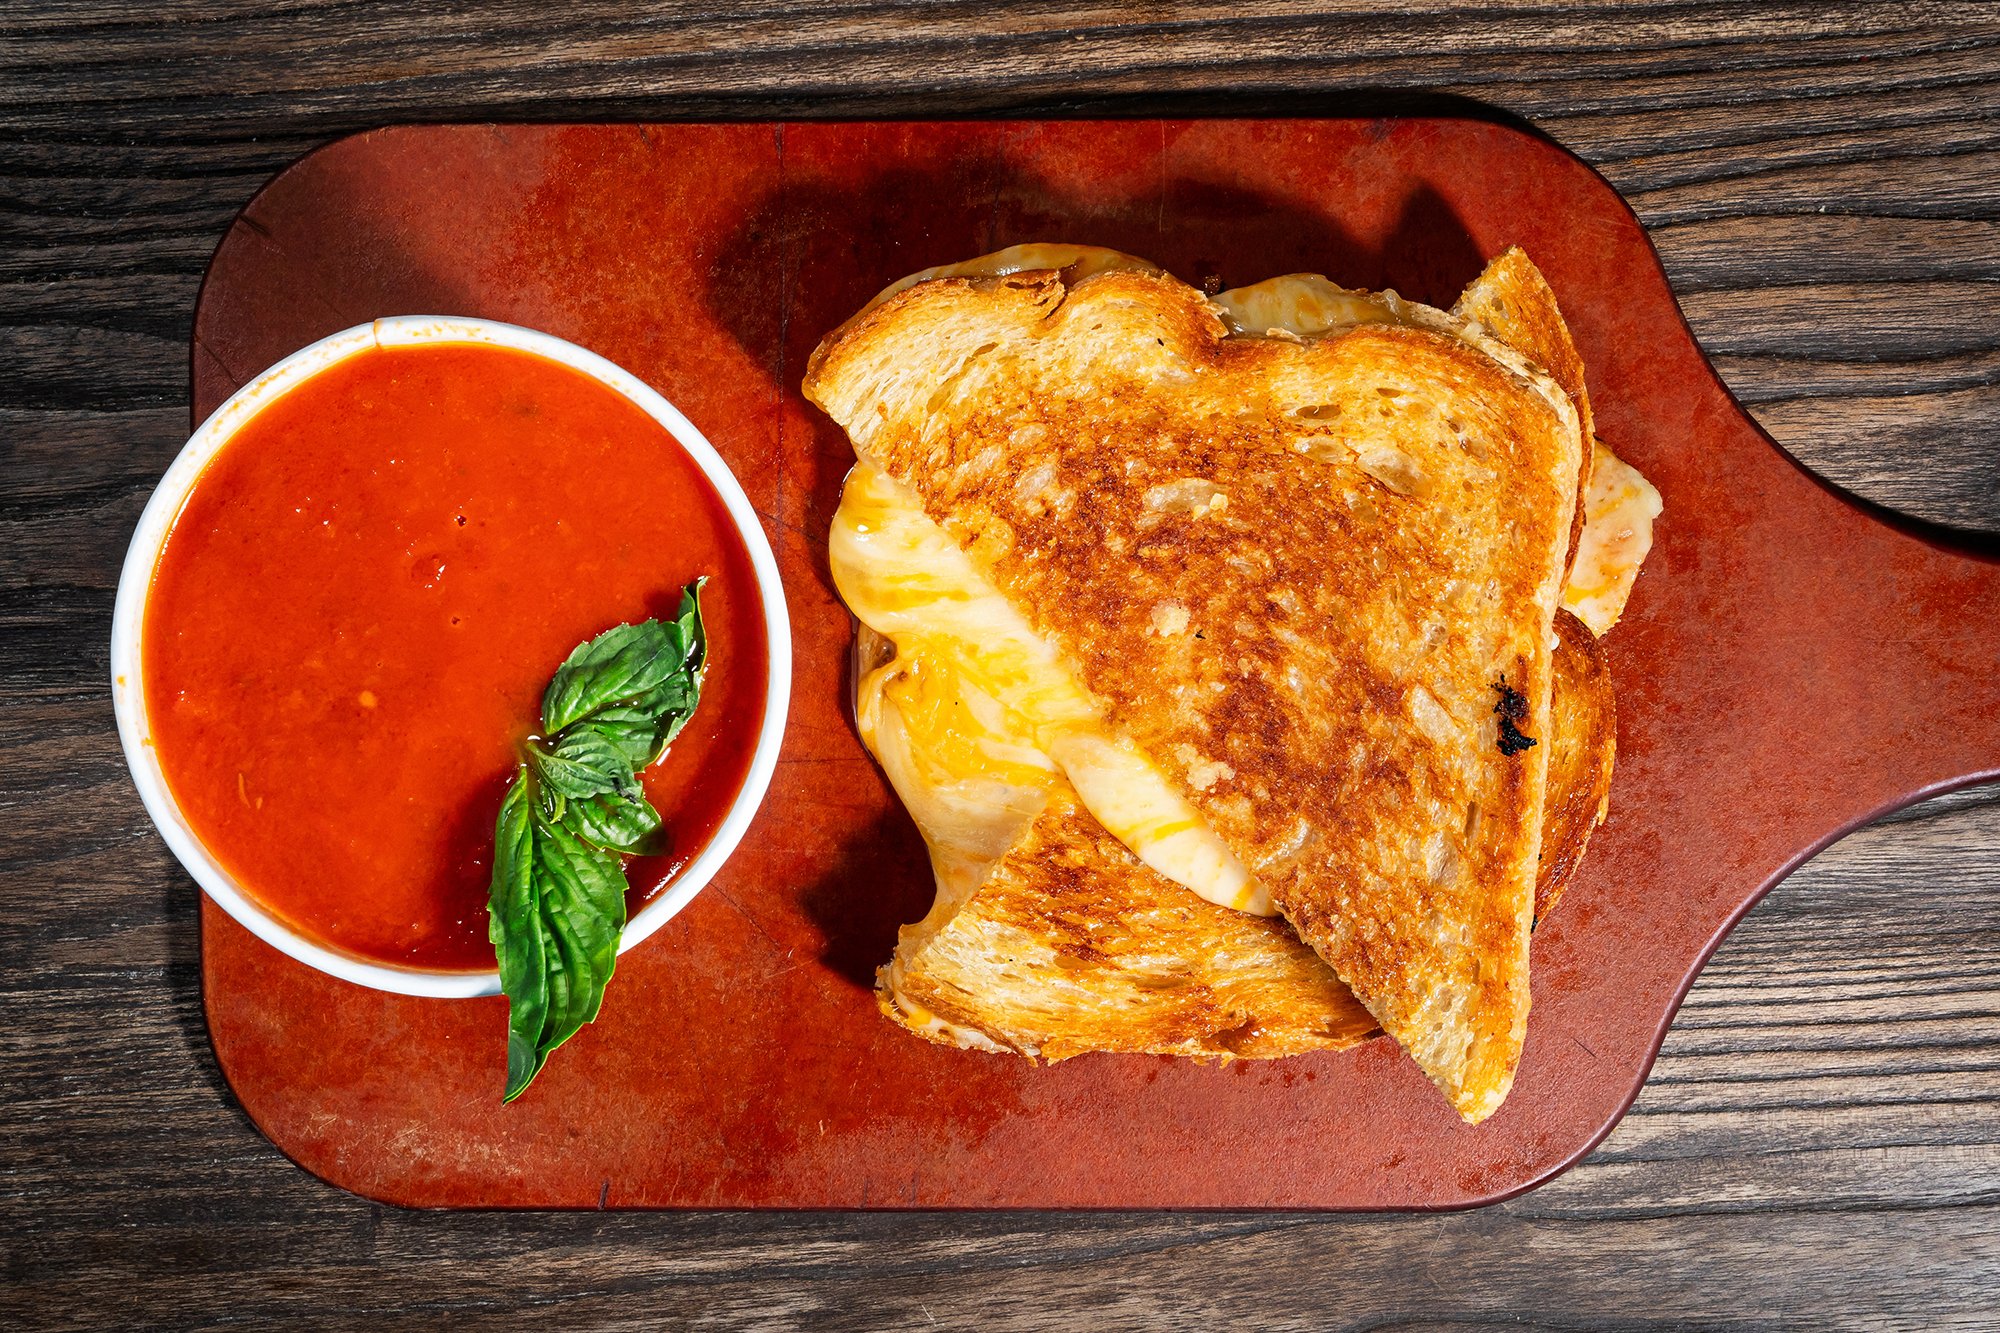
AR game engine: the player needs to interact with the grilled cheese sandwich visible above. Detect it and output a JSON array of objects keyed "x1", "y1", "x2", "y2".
[{"x1": 809, "y1": 243, "x2": 1659, "y2": 1122}]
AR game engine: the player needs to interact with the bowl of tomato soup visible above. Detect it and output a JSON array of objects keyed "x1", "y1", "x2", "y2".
[{"x1": 111, "y1": 318, "x2": 790, "y2": 997}]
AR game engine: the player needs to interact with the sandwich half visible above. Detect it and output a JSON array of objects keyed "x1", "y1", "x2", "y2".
[{"x1": 809, "y1": 244, "x2": 1658, "y2": 1122}]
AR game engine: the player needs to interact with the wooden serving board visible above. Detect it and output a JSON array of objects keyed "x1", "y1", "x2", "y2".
[{"x1": 191, "y1": 120, "x2": 2000, "y2": 1210}]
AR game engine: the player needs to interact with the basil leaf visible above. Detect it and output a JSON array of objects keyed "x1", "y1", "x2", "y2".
[
  {"x1": 541, "y1": 621, "x2": 688, "y2": 735},
  {"x1": 495, "y1": 807, "x2": 629, "y2": 1104},
  {"x1": 560, "y1": 729, "x2": 644, "y2": 801},
  {"x1": 659, "y1": 580, "x2": 708, "y2": 749},
  {"x1": 564, "y1": 789, "x2": 663, "y2": 855},
  {"x1": 487, "y1": 772, "x2": 550, "y2": 1101},
  {"x1": 589, "y1": 678, "x2": 696, "y2": 767},
  {"x1": 587, "y1": 582, "x2": 710, "y2": 767},
  {"x1": 528, "y1": 815, "x2": 626, "y2": 1051},
  {"x1": 527, "y1": 729, "x2": 639, "y2": 802},
  {"x1": 675, "y1": 579, "x2": 708, "y2": 679},
  {"x1": 588, "y1": 703, "x2": 668, "y2": 768},
  {"x1": 657, "y1": 697, "x2": 699, "y2": 750},
  {"x1": 490, "y1": 580, "x2": 710, "y2": 1101}
]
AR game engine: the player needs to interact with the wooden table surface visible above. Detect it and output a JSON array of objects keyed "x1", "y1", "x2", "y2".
[{"x1": 5, "y1": 4, "x2": 1997, "y2": 1327}]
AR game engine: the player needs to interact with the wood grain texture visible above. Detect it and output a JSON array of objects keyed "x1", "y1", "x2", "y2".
[{"x1": 1, "y1": 3, "x2": 1996, "y2": 1327}]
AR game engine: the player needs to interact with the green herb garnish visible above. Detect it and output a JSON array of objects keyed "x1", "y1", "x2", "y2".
[{"x1": 489, "y1": 580, "x2": 707, "y2": 1101}]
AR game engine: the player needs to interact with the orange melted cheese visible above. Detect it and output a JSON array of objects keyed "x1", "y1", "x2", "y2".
[{"x1": 832, "y1": 462, "x2": 1269, "y2": 916}]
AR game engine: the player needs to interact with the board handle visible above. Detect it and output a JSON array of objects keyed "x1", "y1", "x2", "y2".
[{"x1": 1807, "y1": 504, "x2": 2000, "y2": 820}]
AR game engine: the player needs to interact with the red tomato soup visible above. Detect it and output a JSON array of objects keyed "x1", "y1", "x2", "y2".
[{"x1": 143, "y1": 342, "x2": 768, "y2": 971}]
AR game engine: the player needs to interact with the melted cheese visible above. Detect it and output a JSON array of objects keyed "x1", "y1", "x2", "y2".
[
  {"x1": 1564, "y1": 441, "x2": 1662, "y2": 635},
  {"x1": 884, "y1": 992, "x2": 1011, "y2": 1052},
  {"x1": 865, "y1": 243, "x2": 1161, "y2": 312},
  {"x1": 1210, "y1": 272, "x2": 1421, "y2": 338},
  {"x1": 855, "y1": 643, "x2": 1056, "y2": 904},
  {"x1": 833, "y1": 463, "x2": 1270, "y2": 915}
]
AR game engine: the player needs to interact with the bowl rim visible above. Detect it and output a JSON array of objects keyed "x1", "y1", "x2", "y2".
[{"x1": 109, "y1": 316, "x2": 792, "y2": 999}]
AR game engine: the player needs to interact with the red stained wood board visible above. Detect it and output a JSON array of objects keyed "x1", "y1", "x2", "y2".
[{"x1": 191, "y1": 120, "x2": 2000, "y2": 1210}]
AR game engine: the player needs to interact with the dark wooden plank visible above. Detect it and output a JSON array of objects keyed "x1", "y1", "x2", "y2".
[{"x1": 2, "y1": 3, "x2": 1997, "y2": 1327}]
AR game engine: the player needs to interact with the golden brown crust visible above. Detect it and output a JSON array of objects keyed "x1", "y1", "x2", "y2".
[
  {"x1": 1536, "y1": 609, "x2": 1616, "y2": 922},
  {"x1": 1455, "y1": 253, "x2": 1619, "y2": 920},
  {"x1": 811, "y1": 264, "x2": 1584, "y2": 1121},
  {"x1": 1454, "y1": 248, "x2": 1596, "y2": 571}
]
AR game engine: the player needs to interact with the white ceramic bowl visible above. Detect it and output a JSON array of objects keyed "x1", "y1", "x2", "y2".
[{"x1": 110, "y1": 317, "x2": 792, "y2": 998}]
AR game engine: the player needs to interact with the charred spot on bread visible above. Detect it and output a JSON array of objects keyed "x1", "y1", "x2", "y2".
[
  {"x1": 1497, "y1": 717, "x2": 1538, "y2": 756},
  {"x1": 1493, "y1": 676, "x2": 1538, "y2": 756}
]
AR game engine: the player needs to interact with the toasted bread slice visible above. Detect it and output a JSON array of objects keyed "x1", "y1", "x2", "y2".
[
  {"x1": 881, "y1": 790, "x2": 1380, "y2": 1060},
  {"x1": 869, "y1": 616, "x2": 1613, "y2": 1060},
  {"x1": 1455, "y1": 247, "x2": 1595, "y2": 449},
  {"x1": 1454, "y1": 249, "x2": 1662, "y2": 635},
  {"x1": 1539, "y1": 609, "x2": 1615, "y2": 920},
  {"x1": 1452, "y1": 253, "x2": 1618, "y2": 911},
  {"x1": 809, "y1": 264, "x2": 1583, "y2": 1121},
  {"x1": 1455, "y1": 247, "x2": 1595, "y2": 570},
  {"x1": 851, "y1": 588, "x2": 1374, "y2": 1059}
]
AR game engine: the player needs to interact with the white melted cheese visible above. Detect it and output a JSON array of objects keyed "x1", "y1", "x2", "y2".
[
  {"x1": 1564, "y1": 441, "x2": 1663, "y2": 635},
  {"x1": 1209, "y1": 272, "x2": 1421, "y2": 338},
  {"x1": 832, "y1": 461, "x2": 1271, "y2": 915},
  {"x1": 864, "y1": 243, "x2": 1162, "y2": 312},
  {"x1": 884, "y1": 992, "x2": 1012, "y2": 1053},
  {"x1": 839, "y1": 246, "x2": 1660, "y2": 920}
]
